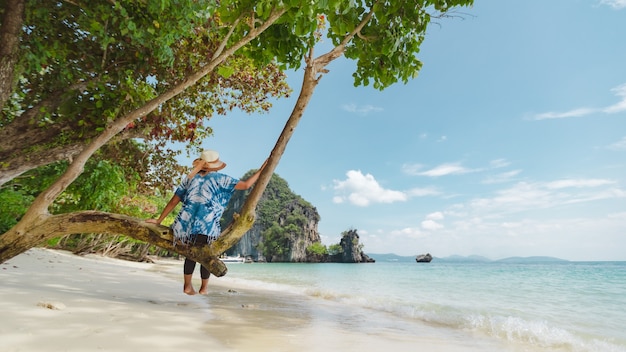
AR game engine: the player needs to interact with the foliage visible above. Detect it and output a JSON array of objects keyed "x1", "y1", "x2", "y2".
[
  {"x1": 306, "y1": 242, "x2": 328, "y2": 256},
  {"x1": 12, "y1": 148, "x2": 137, "y2": 214},
  {"x1": 223, "y1": 170, "x2": 317, "y2": 228},
  {"x1": 259, "y1": 222, "x2": 292, "y2": 259},
  {"x1": 0, "y1": 188, "x2": 34, "y2": 233},
  {"x1": 1, "y1": 0, "x2": 292, "y2": 189},
  {"x1": 0, "y1": 140, "x2": 179, "y2": 258},
  {"x1": 222, "y1": 171, "x2": 319, "y2": 260},
  {"x1": 328, "y1": 243, "x2": 343, "y2": 255}
]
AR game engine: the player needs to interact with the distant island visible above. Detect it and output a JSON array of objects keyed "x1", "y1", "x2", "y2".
[{"x1": 368, "y1": 253, "x2": 569, "y2": 263}]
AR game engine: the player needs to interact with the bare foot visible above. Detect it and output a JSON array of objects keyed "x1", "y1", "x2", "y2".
[
  {"x1": 183, "y1": 285, "x2": 196, "y2": 295},
  {"x1": 198, "y1": 278, "x2": 209, "y2": 295}
]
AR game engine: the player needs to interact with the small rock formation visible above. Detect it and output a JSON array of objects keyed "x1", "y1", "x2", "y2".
[
  {"x1": 415, "y1": 253, "x2": 433, "y2": 263},
  {"x1": 329, "y1": 229, "x2": 375, "y2": 263}
]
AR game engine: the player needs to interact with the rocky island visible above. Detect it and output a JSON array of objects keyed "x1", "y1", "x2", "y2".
[
  {"x1": 222, "y1": 171, "x2": 374, "y2": 263},
  {"x1": 415, "y1": 253, "x2": 433, "y2": 263}
]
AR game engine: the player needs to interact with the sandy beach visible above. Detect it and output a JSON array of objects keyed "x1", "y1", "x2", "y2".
[{"x1": 0, "y1": 248, "x2": 515, "y2": 352}]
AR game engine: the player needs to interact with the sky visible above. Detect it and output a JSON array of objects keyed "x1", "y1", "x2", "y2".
[{"x1": 178, "y1": 0, "x2": 626, "y2": 261}]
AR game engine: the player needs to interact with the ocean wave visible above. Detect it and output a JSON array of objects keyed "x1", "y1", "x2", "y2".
[{"x1": 300, "y1": 286, "x2": 626, "y2": 352}]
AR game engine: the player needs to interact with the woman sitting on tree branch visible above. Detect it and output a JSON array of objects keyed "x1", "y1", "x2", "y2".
[{"x1": 147, "y1": 150, "x2": 267, "y2": 295}]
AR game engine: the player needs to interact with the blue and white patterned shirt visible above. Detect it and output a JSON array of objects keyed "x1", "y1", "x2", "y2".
[{"x1": 171, "y1": 172, "x2": 239, "y2": 245}]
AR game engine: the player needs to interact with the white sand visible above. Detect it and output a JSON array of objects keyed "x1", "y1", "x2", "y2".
[
  {"x1": 0, "y1": 248, "x2": 220, "y2": 351},
  {"x1": 0, "y1": 248, "x2": 513, "y2": 352}
]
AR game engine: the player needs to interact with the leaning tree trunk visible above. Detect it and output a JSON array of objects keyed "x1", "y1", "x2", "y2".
[{"x1": 207, "y1": 9, "x2": 374, "y2": 254}]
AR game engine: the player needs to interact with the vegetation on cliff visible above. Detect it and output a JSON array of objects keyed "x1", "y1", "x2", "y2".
[{"x1": 222, "y1": 170, "x2": 321, "y2": 262}]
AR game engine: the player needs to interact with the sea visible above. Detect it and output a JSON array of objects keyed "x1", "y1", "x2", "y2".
[{"x1": 218, "y1": 258, "x2": 626, "y2": 352}]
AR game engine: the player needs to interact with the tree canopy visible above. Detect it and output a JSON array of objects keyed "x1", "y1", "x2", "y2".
[{"x1": 0, "y1": 0, "x2": 474, "y2": 275}]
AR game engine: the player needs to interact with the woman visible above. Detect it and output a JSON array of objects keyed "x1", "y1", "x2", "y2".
[{"x1": 147, "y1": 150, "x2": 267, "y2": 295}]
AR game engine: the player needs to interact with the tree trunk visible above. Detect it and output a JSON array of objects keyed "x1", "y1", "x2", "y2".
[
  {"x1": 209, "y1": 16, "x2": 370, "y2": 253},
  {"x1": 210, "y1": 48, "x2": 324, "y2": 254},
  {"x1": 0, "y1": 83, "x2": 91, "y2": 185},
  {"x1": 0, "y1": 211, "x2": 229, "y2": 276},
  {"x1": 0, "y1": 0, "x2": 24, "y2": 108}
]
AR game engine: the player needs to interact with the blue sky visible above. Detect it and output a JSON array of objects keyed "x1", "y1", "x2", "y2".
[{"x1": 179, "y1": 0, "x2": 626, "y2": 261}]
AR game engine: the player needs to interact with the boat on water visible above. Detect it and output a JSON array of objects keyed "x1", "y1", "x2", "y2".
[{"x1": 221, "y1": 255, "x2": 246, "y2": 263}]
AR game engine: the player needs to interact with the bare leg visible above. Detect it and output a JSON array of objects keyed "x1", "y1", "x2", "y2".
[
  {"x1": 198, "y1": 278, "x2": 209, "y2": 294},
  {"x1": 183, "y1": 274, "x2": 196, "y2": 295}
]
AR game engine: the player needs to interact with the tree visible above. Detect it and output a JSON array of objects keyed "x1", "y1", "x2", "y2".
[
  {"x1": 0, "y1": 0, "x2": 296, "y2": 271},
  {"x1": 0, "y1": 0, "x2": 24, "y2": 107},
  {"x1": 0, "y1": 0, "x2": 474, "y2": 276}
]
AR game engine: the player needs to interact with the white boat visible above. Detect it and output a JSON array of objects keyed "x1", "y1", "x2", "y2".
[{"x1": 221, "y1": 255, "x2": 245, "y2": 263}]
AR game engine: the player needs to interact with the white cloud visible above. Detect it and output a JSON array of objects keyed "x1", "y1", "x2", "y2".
[
  {"x1": 545, "y1": 179, "x2": 616, "y2": 189},
  {"x1": 482, "y1": 170, "x2": 522, "y2": 184},
  {"x1": 532, "y1": 107, "x2": 597, "y2": 120},
  {"x1": 421, "y1": 219, "x2": 443, "y2": 230},
  {"x1": 341, "y1": 103, "x2": 383, "y2": 115},
  {"x1": 401, "y1": 163, "x2": 424, "y2": 175},
  {"x1": 466, "y1": 178, "x2": 624, "y2": 215},
  {"x1": 417, "y1": 163, "x2": 474, "y2": 177},
  {"x1": 406, "y1": 159, "x2": 514, "y2": 182},
  {"x1": 422, "y1": 212, "x2": 445, "y2": 230},
  {"x1": 389, "y1": 227, "x2": 426, "y2": 239},
  {"x1": 599, "y1": 0, "x2": 626, "y2": 9},
  {"x1": 531, "y1": 83, "x2": 626, "y2": 120},
  {"x1": 406, "y1": 187, "x2": 440, "y2": 197},
  {"x1": 332, "y1": 170, "x2": 407, "y2": 206},
  {"x1": 426, "y1": 211, "x2": 444, "y2": 220},
  {"x1": 331, "y1": 170, "x2": 440, "y2": 206},
  {"x1": 607, "y1": 136, "x2": 626, "y2": 150},
  {"x1": 490, "y1": 159, "x2": 511, "y2": 168},
  {"x1": 604, "y1": 84, "x2": 626, "y2": 113}
]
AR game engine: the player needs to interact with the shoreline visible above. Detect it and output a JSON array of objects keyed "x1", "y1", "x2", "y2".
[{"x1": 1, "y1": 248, "x2": 516, "y2": 352}]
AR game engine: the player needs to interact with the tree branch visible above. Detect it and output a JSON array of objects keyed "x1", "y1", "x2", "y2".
[
  {"x1": 314, "y1": 1, "x2": 378, "y2": 69},
  {"x1": 0, "y1": 211, "x2": 228, "y2": 276}
]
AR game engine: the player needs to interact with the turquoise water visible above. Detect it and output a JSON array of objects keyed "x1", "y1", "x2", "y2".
[{"x1": 222, "y1": 261, "x2": 626, "y2": 352}]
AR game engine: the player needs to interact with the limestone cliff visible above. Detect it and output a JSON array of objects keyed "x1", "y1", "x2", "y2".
[{"x1": 221, "y1": 171, "x2": 321, "y2": 262}]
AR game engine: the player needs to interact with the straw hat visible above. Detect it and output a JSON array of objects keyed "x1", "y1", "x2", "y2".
[{"x1": 200, "y1": 150, "x2": 226, "y2": 170}]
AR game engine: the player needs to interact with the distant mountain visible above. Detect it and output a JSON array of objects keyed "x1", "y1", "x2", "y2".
[
  {"x1": 437, "y1": 255, "x2": 491, "y2": 263},
  {"x1": 366, "y1": 253, "x2": 416, "y2": 263},
  {"x1": 495, "y1": 256, "x2": 568, "y2": 263},
  {"x1": 368, "y1": 253, "x2": 492, "y2": 263},
  {"x1": 367, "y1": 253, "x2": 568, "y2": 263}
]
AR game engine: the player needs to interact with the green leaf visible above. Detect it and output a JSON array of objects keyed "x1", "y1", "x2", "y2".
[{"x1": 217, "y1": 66, "x2": 235, "y2": 78}]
